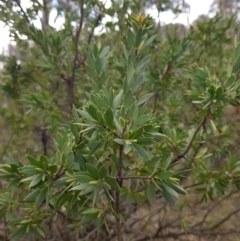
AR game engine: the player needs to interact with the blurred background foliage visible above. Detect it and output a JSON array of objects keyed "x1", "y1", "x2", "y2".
[{"x1": 0, "y1": 0, "x2": 240, "y2": 240}]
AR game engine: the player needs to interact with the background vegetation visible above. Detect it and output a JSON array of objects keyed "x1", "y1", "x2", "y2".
[{"x1": 0, "y1": 0, "x2": 240, "y2": 240}]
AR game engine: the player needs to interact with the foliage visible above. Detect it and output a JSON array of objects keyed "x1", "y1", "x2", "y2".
[{"x1": 0, "y1": 0, "x2": 240, "y2": 241}]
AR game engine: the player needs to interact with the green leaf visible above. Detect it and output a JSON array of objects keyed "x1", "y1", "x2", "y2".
[
  {"x1": 104, "y1": 107, "x2": 114, "y2": 129},
  {"x1": 161, "y1": 184, "x2": 175, "y2": 204},
  {"x1": 24, "y1": 189, "x2": 40, "y2": 201},
  {"x1": 72, "y1": 105, "x2": 79, "y2": 123},
  {"x1": 9, "y1": 226, "x2": 27, "y2": 240},
  {"x1": 29, "y1": 174, "x2": 43, "y2": 188},
  {"x1": 48, "y1": 165, "x2": 58, "y2": 174},
  {"x1": 163, "y1": 183, "x2": 178, "y2": 197},
  {"x1": 40, "y1": 155, "x2": 49, "y2": 169},
  {"x1": 80, "y1": 125, "x2": 96, "y2": 134},
  {"x1": 127, "y1": 61, "x2": 135, "y2": 85},
  {"x1": 135, "y1": 27, "x2": 143, "y2": 47},
  {"x1": 114, "y1": 118, "x2": 123, "y2": 133},
  {"x1": 71, "y1": 183, "x2": 90, "y2": 191},
  {"x1": 36, "y1": 226, "x2": 45, "y2": 238},
  {"x1": 124, "y1": 144, "x2": 132, "y2": 155},
  {"x1": 136, "y1": 137, "x2": 153, "y2": 146},
  {"x1": 113, "y1": 90, "x2": 123, "y2": 109},
  {"x1": 86, "y1": 105, "x2": 100, "y2": 121},
  {"x1": 74, "y1": 174, "x2": 95, "y2": 183},
  {"x1": 158, "y1": 171, "x2": 173, "y2": 180},
  {"x1": 168, "y1": 183, "x2": 186, "y2": 195},
  {"x1": 119, "y1": 117, "x2": 125, "y2": 127},
  {"x1": 100, "y1": 46, "x2": 110, "y2": 57},
  {"x1": 131, "y1": 127, "x2": 143, "y2": 139},
  {"x1": 66, "y1": 152, "x2": 75, "y2": 166},
  {"x1": 21, "y1": 166, "x2": 38, "y2": 175},
  {"x1": 86, "y1": 163, "x2": 99, "y2": 179},
  {"x1": 164, "y1": 153, "x2": 173, "y2": 170},
  {"x1": 147, "y1": 182, "x2": 156, "y2": 205},
  {"x1": 133, "y1": 143, "x2": 149, "y2": 159},
  {"x1": 114, "y1": 139, "x2": 125, "y2": 145},
  {"x1": 136, "y1": 55, "x2": 151, "y2": 74},
  {"x1": 21, "y1": 175, "x2": 35, "y2": 183},
  {"x1": 81, "y1": 213, "x2": 99, "y2": 225},
  {"x1": 235, "y1": 43, "x2": 240, "y2": 61},
  {"x1": 227, "y1": 58, "x2": 233, "y2": 77},
  {"x1": 121, "y1": 42, "x2": 128, "y2": 60},
  {"x1": 105, "y1": 176, "x2": 120, "y2": 190},
  {"x1": 137, "y1": 93, "x2": 153, "y2": 106},
  {"x1": 54, "y1": 177, "x2": 69, "y2": 185},
  {"x1": 27, "y1": 155, "x2": 41, "y2": 167},
  {"x1": 233, "y1": 55, "x2": 240, "y2": 74},
  {"x1": 71, "y1": 122, "x2": 79, "y2": 140},
  {"x1": 81, "y1": 185, "x2": 96, "y2": 194},
  {"x1": 132, "y1": 115, "x2": 149, "y2": 129},
  {"x1": 99, "y1": 165, "x2": 107, "y2": 179},
  {"x1": 36, "y1": 188, "x2": 47, "y2": 207},
  {"x1": 77, "y1": 110, "x2": 92, "y2": 120},
  {"x1": 1, "y1": 192, "x2": 13, "y2": 202},
  {"x1": 82, "y1": 208, "x2": 101, "y2": 215},
  {"x1": 124, "y1": 89, "x2": 135, "y2": 113},
  {"x1": 133, "y1": 74, "x2": 144, "y2": 93},
  {"x1": 141, "y1": 34, "x2": 157, "y2": 51},
  {"x1": 127, "y1": 29, "x2": 135, "y2": 48},
  {"x1": 225, "y1": 74, "x2": 236, "y2": 88},
  {"x1": 96, "y1": 56, "x2": 102, "y2": 75}
]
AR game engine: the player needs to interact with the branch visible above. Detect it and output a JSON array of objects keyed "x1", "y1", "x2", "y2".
[
  {"x1": 183, "y1": 182, "x2": 203, "y2": 189},
  {"x1": 122, "y1": 176, "x2": 155, "y2": 180},
  {"x1": 171, "y1": 116, "x2": 207, "y2": 163},
  {"x1": 15, "y1": 0, "x2": 30, "y2": 23},
  {"x1": 80, "y1": 13, "x2": 103, "y2": 66},
  {"x1": 204, "y1": 207, "x2": 240, "y2": 231},
  {"x1": 153, "y1": 62, "x2": 172, "y2": 113},
  {"x1": 115, "y1": 127, "x2": 125, "y2": 241},
  {"x1": 187, "y1": 119, "x2": 206, "y2": 169},
  {"x1": 71, "y1": 0, "x2": 84, "y2": 81},
  {"x1": 123, "y1": 168, "x2": 139, "y2": 177},
  {"x1": 54, "y1": 164, "x2": 65, "y2": 181},
  {"x1": 41, "y1": 127, "x2": 48, "y2": 156},
  {"x1": 42, "y1": 0, "x2": 50, "y2": 32},
  {"x1": 49, "y1": 203, "x2": 80, "y2": 222},
  {"x1": 80, "y1": 227, "x2": 98, "y2": 240},
  {"x1": 192, "y1": 191, "x2": 237, "y2": 229},
  {"x1": 101, "y1": 124, "x2": 121, "y2": 139},
  {"x1": 65, "y1": 0, "x2": 84, "y2": 110},
  {"x1": 126, "y1": 205, "x2": 165, "y2": 228},
  {"x1": 1, "y1": 115, "x2": 24, "y2": 159}
]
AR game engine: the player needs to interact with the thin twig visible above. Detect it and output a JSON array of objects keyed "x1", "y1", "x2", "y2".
[
  {"x1": 171, "y1": 116, "x2": 207, "y2": 163},
  {"x1": 153, "y1": 62, "x2": 172, "y2": 113},
  {"x1": 1, "y1": 115, "x2": 24, "y2": 159},
  {"x1": 15, "y1": 0, "x2": 30, "y2": 23},
  {"x1": 122, "y1": 176, "x2": 155, "y2": 180},
  {"x1": 1, "y1": 132, "x2": 15, "y2": 159},
  {"x1": 123, "y1": 168, "x2": 139, "y2": 177},
  {"x1": 49, "y1": 203, "x2": 80, "y2": 222},
  {"x1": 192, "y1": 191, "x2": 237, "y2": 229},
  {"x1": 66, "y1": 0, "x2": 84, "y2": 109},
  {"x1": 115, "y1": 127, "x2": 125, "y2": 241},
  {"x1": 204, "y1": 207, "x2": 240, "y2": 231},
  {"x1": 54, "y1": 164, "x2": 65, "y2": 181},
  {"x1": 80, "y1": 227, "x2": 98, "y2": 241},
  {"x1": 127, "y1": 205, "x2": 165, "y2": 228},
  {"x1": 71, "y1": 0, "x2": 84, "y2": 80},
  {"x1": 79, "y1": 13, "x2": 103, "y2": 68},
  {"x1": 187, "y1": 119, "x2": 206, "y2": 169},
  {"x1": 183, "y1": 182, "x2": 203, "y2": 189}
]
